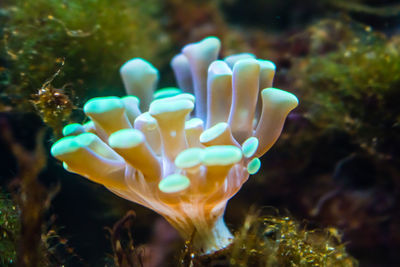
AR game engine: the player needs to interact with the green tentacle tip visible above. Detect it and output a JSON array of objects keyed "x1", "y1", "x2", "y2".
[
  {"x1": 234, "y1": 58, "x2": 259, "y2": 69},
  {"x1": 185, "y1": 36, "x2": 220, "y2": 49},
  {"x1": 120, "y1": 58, "x2": 158, "y2": 76},
  {"x1": 171, "y1": 93, "x2": 195, "y2": 103},
  {"x1": 83, "y1": 96, "x2": 123, "y2": 114},
  {"x1": 153, "y1": 87, "x2": 182, "y2": 100},
  {"x1": 159, "y1": 174, "x2": 190, "y2": 193},
  {"x1": 62, "y1": 123, "x2": 84, "y2": 136},
  {"x1": 185, "y1": 118, "x2": 203, "y2": 129},
  {"x1": 247, "y1": 158, "x2": 261, "y2": 175},
  {"x1": 50, "y1": 136, "x2": 80, "y2": 157},
  {"x1": 108, "y1": 129, "x2": 144, "y2": 149},
  {"x1": 224, "y1": 53, "x2": 256, "y2": 65},
  {"x1": 209, "y1": 60, "x2": 232, "y2": 76},
  {"x1": 261, "y1": 88, "x2": 299, "y2": 107},
  {"x1": 242, "y1": 137, "x2": 259, "y2": 158},
  {"x1": 258, "y1": 59, "x2": 276, "y2": 71},
  {"x1": 202, "y1": 145, "x2": 242, "y2": 166},
  {"x1": 74, "y1": 132, "x2": 98, "y2": 147},
  {"x1": 121, "y1": 95, "x2": 140, "y2": 105},
  {"x1": 199, "y1": 122, "x2": 227, "y2": 143},
  {"x1": 149, "y1": 98, "x2": 194, "y2": 115},
  {"x1": 175, "y1": 148, "x2": 204, "y2": 169},
  {"x1": 200, "y1": 36, "x2": 221, "y2": 51}
]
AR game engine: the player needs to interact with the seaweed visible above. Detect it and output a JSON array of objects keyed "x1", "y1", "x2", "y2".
[
  {"x1": 0, "y1": 115, "x2": 84, "y2": 266},
  {"x1": 106, "y1": 210, "x2": 145, "y2": 267}
]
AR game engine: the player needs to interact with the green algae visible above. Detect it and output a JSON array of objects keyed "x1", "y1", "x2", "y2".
[
  {"x1": 291, "y1": 19, "x2": 400, "y2": 158},
  {"x1": 230, "y1": 211, "x2": 358, "y2": 267},
  {"x1": 0, "y1": 192, "x2": 18, "y2": 266},
  {"x1": 0, "y1": 0, "x2": 170, "y2": 112},
  {"x1": 183, "y1": 209, "x2": 358, "y2": 267}
]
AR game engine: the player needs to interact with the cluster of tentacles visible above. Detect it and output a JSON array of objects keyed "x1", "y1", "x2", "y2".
[{"x1": 51, "y1": 37, "x2": 298, "y2": 254}]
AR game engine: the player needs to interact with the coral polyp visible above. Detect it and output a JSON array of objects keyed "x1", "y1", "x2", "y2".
[{"x1": 50, "y1": 37, "x2": 298, "y2": 255}]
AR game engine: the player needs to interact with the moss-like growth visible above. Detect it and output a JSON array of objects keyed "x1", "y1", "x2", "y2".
[
  {"x1": 256, "y1": 19, "x2": 400, "y2": 265},
  {"x1": 0, "y1": 0, "x2": 170, "y2": 111},
  {"x1": 291, "y1": 19, "x2": 400, "y2": 158},
  {"x1": 183, "y1": 209, "x2": 357, "y2": 266},
  {"x1": 0, "y1": 192, "x2": 19, "y2": 266},
  {"x1": 30, "y1": 67, "x2": 75, "y2": 136}
]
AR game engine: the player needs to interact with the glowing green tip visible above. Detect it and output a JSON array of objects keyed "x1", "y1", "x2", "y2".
[
  {"x1": 175, "y1": 148, "x2": 204, "y2": 169},
  {"x1": 159, "y1": 174, "x2": 190, "y2": 193},
  {"x1": 83, "y1": 96, "x2": 123, "y2": 114},
  {"x1": 74, "y1": 132, "x2": 98, "y2": 147},
  {"x1": 51, "y1": 136, "x2": 80, "y2": 157},
  {"x1": 247, "y1": 158, "x2": 261, "y2": 175},
  {"x1": 199, "y1": 122, "x2": 227, "y2": 143},
  {"x1": 149, "y1": 98, "x2": 194, "y2": 116},
  {"x1": 170, "y1": 93, "x2": 195, "y2": 103},
  {"x1": 258, "y1": 59, "x2": 276, "y2": 71},
  {"x1": 185, "y1": 118, "x2": 203, "y2": 129},
  {"x1": 153, "y1": 87, "x2": 182, "y2": 100},
  {"x1": 242, "y1": 137, "x2": 259, "y2": 158},
  {"x1": 62, "y1": 123, "x2": 84, "y2": 136},
  {"x1": 121, "y1": 95, "x2": 140, "y2": 105},
  {"x1": 261, "y1": 88, "x2": 299, "y2": 107},
  {"x1": 120, "y1": 58, "x2": 158, "y2": 77},
  {"x1": 202, "y1": 145, "x2": 242, "y2": 166},
  {"x1": 224, "y1": 53, "x2": 256, "y2": 68},
  {"x1": 108, "y1": 129, "x2": 144, "y2": 149},
  {"x1": 209, "y1": 60, "x2": 232, "y2": 76},
  {"x1": 183, "y1": 36, "x2": 221, "y2": 56}
]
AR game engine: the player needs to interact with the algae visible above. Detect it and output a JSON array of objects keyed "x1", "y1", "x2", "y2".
[
  {"x1": 181, "y1": 209, "x2": 357, "y2": 267},
  {"x1": 0, "y1": 0, "x2": 170, "y2": 113},
  {"x1": 291, "y1": 19, "x2": 400, "y2": 160},
  {"x1": 0, "y1": 192, "x2": 18, "y2": 266}
]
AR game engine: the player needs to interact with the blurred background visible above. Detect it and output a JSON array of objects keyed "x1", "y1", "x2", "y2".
[{"x1": 1, "y1": 0, "x2": 400, "y2": 266}]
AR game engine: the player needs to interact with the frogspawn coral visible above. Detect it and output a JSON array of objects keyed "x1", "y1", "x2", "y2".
[{"x1": 50, "y1": 37, "x2": 298, "y2": 255}]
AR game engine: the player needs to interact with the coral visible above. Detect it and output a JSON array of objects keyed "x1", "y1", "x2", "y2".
[{"x1": 50, "y1": 37, "x2": 298, "y2": 255}]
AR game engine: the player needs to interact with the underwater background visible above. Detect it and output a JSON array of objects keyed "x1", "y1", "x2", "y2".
[{"x1": 1, "y1": 0, "x2": 400, "y2": 266}]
